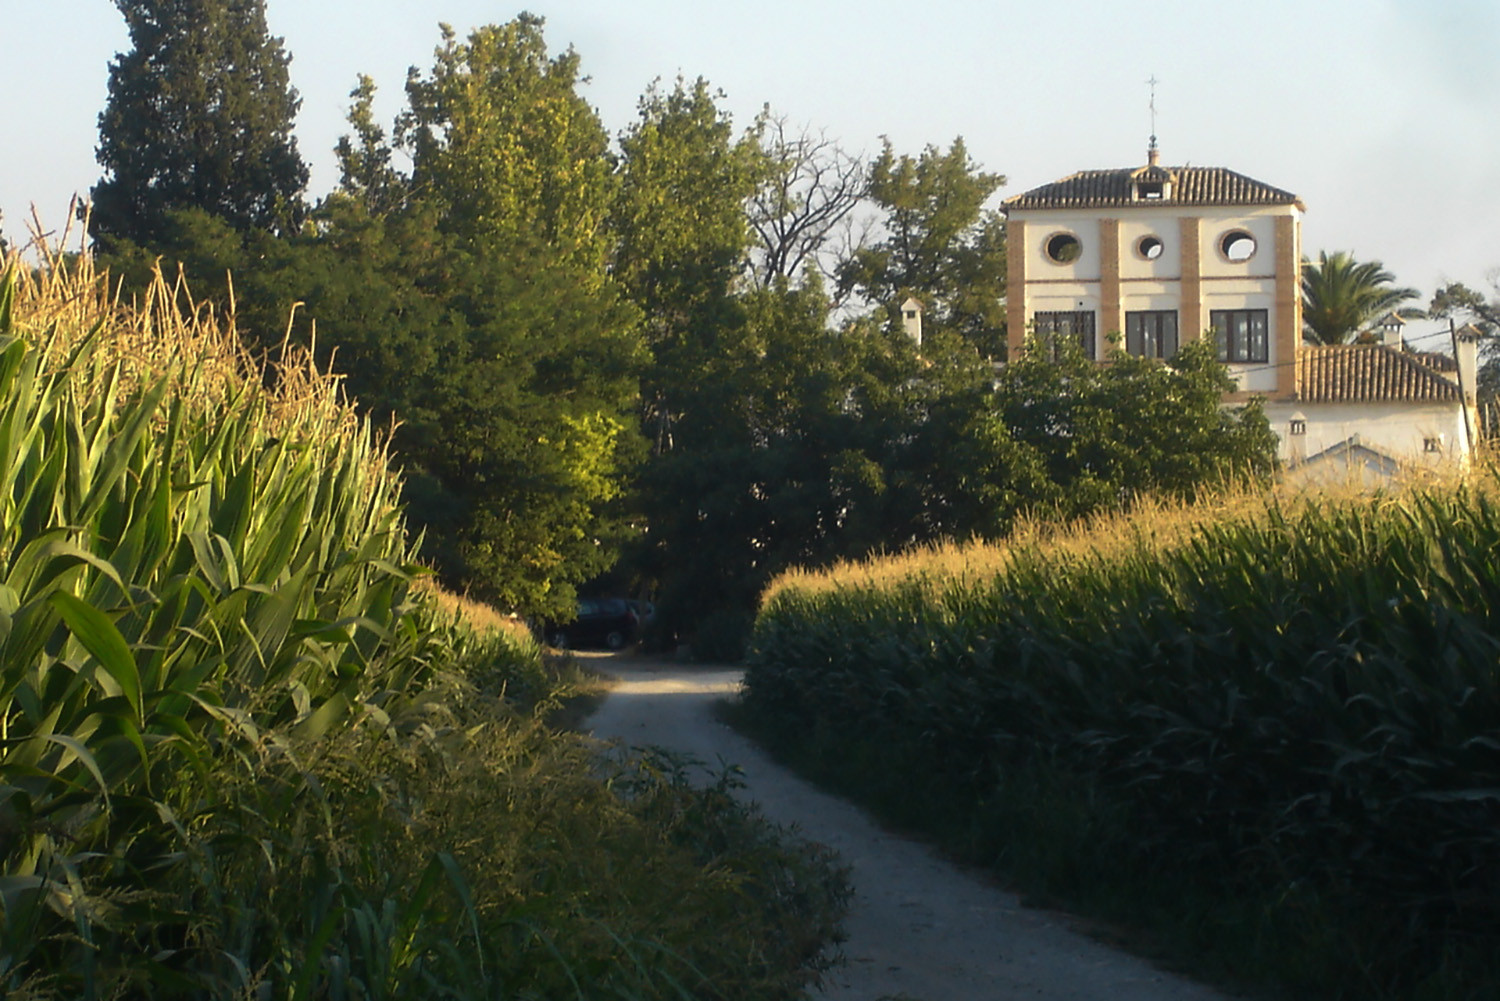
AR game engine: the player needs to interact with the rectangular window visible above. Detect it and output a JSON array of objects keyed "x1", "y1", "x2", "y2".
[
  {"x1": 1210, "y1": 308, "x2": 1269, "y2": 364},
  {"x1": 1125, "y1": 310, "x2": 1179, "y2": 359},
  {"x1": 1033, "y1": 310, "x2": 1097, "y2": 361}
]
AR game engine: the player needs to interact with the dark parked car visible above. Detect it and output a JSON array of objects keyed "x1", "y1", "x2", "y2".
[{"x1": 545, "y1": 597, "x2": 639, "y2": 650}]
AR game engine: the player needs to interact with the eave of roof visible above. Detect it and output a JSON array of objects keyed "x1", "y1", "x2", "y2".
[
  {"x1": 1299, "y1": 345, "x2": 1460, "y2": 404},
  {"x1": 1003, "y1": 165, "x2": 1304, "y2": 212}
]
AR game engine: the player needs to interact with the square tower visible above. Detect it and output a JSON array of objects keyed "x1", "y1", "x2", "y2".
[{"x1": 1002, "y1": 151, "x2": 1305, "y2": 401}]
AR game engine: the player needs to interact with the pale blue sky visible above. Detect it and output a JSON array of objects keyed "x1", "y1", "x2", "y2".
[{"x1": 3, "y1": 1, "x2": 1497, "y2": 348}]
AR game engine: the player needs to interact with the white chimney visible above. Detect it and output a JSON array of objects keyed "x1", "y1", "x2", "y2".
[
  {"x1": 1374, "y1": 311, "x2": 1406, "y2": 349},
  {"x1": 901, "y1": 297, "x2": 924, "y2": 346},
  {"x1": 1455, "y1": 323, "x2": 1481, "y2": 404},
  {"x1": 1287, "y1": 411, "x2": 1308, "y2": 466},
  {"x1": 1454, "y1": 323, "x2": 1482, "y2": 450}
]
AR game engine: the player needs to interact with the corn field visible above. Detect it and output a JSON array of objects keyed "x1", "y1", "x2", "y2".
[
  {"x1": 0, "y1": 256, "x2": 847, "y2": 999},
  {"x1": 744, "y1": 476, "x2": 1500, "y2": 999}
]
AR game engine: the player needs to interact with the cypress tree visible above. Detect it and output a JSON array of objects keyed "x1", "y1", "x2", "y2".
[{"x1": 90, "y1": 0, "x2": 309, "y2": 248}]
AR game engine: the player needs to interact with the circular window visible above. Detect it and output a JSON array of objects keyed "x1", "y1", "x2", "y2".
[
  {"x1": 1137, "y1": 235, "x2": 1164, "y2": 261},
  {"x1": 1220, "y1": 230, "x2": 1257, "y2": 262},
  {"x1": 1045, "y1": 232, "x2": 1082, "y2": 264}
]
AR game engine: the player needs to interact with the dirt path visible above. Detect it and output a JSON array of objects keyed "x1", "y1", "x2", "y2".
[{"x1": 582, "y1": 653, "x2": 1233, "y2": 1001}]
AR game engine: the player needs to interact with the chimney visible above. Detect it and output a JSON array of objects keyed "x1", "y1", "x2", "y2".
[
  {"x1": 901, "y1": 297, "x2": 924, "y2": 346},
  {"x1": 1287, "y1": 411, "x2": 1307, "y2": 466},
  {"x1": 1374, "y1": 311, "x2": 1405, "y2": 349},
  {"x1": 1454, "y1": 322, "x2": 1482, "y2": 449}
]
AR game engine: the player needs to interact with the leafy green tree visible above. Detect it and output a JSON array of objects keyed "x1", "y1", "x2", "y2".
[
  {"x1": 614, "y1": 77, "x2": 765, "y2": 318},
  {"x1": 1301, "y1": 250, "x2": 1421, "y2": 345},
  {"x1": 333, "y1": 74, "x2": 404, "y2": 217},
  {"x1": 311, "y1": 23, "x2": 646, "y2": 618},
  {"x1": 998, "y1": 334, "x2": 1277, "y2": 512},
  {"x1": 90, "y1": 0, "x2": 308, "y2": 248},
  {"x1": 634, "y1": 279, "x2": 1029, "y2": 651},
  {"x1": 637, "y1": 281, "x2": 887, "y2": 644},
  {"x1": 1429, "y1": 278, "x2": 1500, "y2": 332},
  {"x1": 113, "y1": 20, "x2": 647, "y2": 620},
  {"x1": 611, "y1": 76, "x2": 767, "y2": 457},
  {"x1": 863, "y1": 331, "x2": 1049, "y2": 544},
  {"x1": 838, "y1": 138, "x2": 1008, "y2": 356},
  {"x1": 399, "y1": 16, "x2": 614, "y2": 272}
]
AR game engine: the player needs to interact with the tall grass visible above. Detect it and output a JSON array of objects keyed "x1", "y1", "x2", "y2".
[
  {"x1": 744, "y1": 474, "x2": 1500, "y2": 1000},
  {"x1": 0, "y1": 251, "x2": 846, "y2": 999}
]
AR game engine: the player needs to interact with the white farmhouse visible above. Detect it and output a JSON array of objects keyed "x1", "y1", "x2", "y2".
[
  {"x1": 1001, "y1": 146, "x2": 1478, "y2": 480},
  {"x1": 1265, "y1": 340, "x2": 1476, "y2": 484}
]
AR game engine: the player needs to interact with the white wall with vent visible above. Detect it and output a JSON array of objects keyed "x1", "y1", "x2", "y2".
[{"x1": 1261, "y1": 400, "x2": 1471, "y2": 470}]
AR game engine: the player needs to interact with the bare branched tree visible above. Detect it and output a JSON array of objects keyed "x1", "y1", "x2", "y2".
[{"x1": 747, "y1": 112, "x2": 867, "y2": 289}]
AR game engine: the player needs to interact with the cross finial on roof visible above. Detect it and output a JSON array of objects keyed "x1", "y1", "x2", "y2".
[{"x1": 1146, "y1": 75, "x2": 1160, "y2": 161}]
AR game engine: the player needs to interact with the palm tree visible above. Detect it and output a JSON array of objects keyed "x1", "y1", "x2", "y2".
[{"x1": 1301, "y1": 251, "x2": 1422, "y2": 345}]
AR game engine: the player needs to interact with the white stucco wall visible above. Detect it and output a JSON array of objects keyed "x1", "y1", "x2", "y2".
[
  {"x1": 1029, "y1": 214, "x2": 1103, "y2": 283},
  {"x1": 1012, "y1": 202, "x2": 1298, "y2": 381},
  {"x1": 1262, "y1": 400, "x2": 1471, "y2": 468},
  {"x1": 1014, "y1": 205, "x2": 1292, "y2": 290},
  {"x1": 1118, "y1": 217, "x2": 1181, "y2": 280},
  {"x1": 1196, "y1": 210, "x2": 1281, "y2": 280}
]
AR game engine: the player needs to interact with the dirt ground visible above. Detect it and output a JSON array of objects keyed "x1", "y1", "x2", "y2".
[{"x1": 581, "y1": 653, "x2": 1234, "y2": 1001}]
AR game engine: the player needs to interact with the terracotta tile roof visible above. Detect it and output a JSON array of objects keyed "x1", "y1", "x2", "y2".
[
  {"x1": 1409, "y1": 349, "x2": 1458, "y2": 374},
  {"x1": 1004, "y1": 166, "x2": 1302, "y2": 211},
  {"x1": 1299, "y1": 345, "x2": 1460, "y2": 403}
]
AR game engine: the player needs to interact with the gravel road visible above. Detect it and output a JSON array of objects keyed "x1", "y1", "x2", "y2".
[{"x1": 582, "y1": 653, "x2": 1234, "y2": 1001}]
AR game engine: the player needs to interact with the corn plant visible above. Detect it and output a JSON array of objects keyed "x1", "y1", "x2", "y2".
[
  {"x1": 0, "y1": 254, "x2": 848, "y2": 999},
  {"x1": 745, "y1": 473, "x2": 1500, "y2": 999}
]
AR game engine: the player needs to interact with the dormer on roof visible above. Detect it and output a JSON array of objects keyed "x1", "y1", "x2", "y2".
[{"x1": 1129, "y1": 146, "x2": 1176, "y2": 201}]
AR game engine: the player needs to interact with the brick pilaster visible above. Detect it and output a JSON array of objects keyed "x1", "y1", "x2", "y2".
[
  {"x1": 1179, "y1": 216, "x2": 1203, "y2": 342},
  {"x1": 1006, "y1": 218, "x2": 1027, "y2": 360},
  {"x1": 1100, "y1": 218, "x2": 1121, "y2": 359},
  {"x1": 1275, "y1": 214, "x2": 1301, "y2": 400}
]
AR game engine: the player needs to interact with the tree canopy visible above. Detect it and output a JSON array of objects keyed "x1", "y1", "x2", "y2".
[
  {"x1": 1429, "y1": 278, "x2": 1500, "y2": 333},
  {"x1": 93, "y1": 17, "x2": 646, "y2": 620},
  {"x1": 308, "y1": 21, "x2": 645, "y2": 618},
  {"x1": 1430, "y1": 276, "x2": 1500, "y2": 435},
  {"x1": 400, "y1": 16, "x2": 615, "y2": 272},
  {"x1": 90, "y1": 0, "x2": 308, "y2": 247},
  {"x1": 839, "y1": 138, "x2": 1008, "y2": 356},
  {"x1": 81, "y1": 11, "x2": 1283, "y2": 641},
  {"x1": 611, "y1": 76, "x2": 767, "y2": 457}
]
